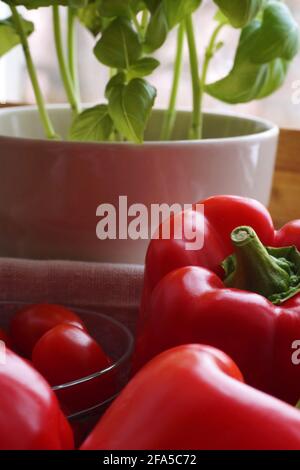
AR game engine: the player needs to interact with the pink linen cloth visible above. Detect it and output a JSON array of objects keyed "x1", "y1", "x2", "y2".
[{"x1": 0, "y1": 258, "x2": 144, "y2": 333}]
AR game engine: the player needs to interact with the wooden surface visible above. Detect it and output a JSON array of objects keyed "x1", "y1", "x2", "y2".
[
  {"x1": 0, "y1": 104, "x2": 299, "y2": 227},
  {"x1": 270, "y1": 129, "x2": 300, "y2": 228}
]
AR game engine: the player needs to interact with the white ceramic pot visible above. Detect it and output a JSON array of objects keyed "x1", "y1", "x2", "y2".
[{"x1": 0, "y1": 105, "x2": 279, "y2": 264}]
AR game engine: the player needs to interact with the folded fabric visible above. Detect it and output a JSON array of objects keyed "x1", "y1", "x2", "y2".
[{"x1": 0, "y1": 258, "x2": 144, "y2": 333}]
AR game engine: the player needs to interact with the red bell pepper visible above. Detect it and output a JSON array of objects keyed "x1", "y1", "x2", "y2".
[
  {"x1": 81, "y1": 345, "x2": 300, "y2": 450},
  {"x1": 0, "y1": 348, "x2": 74, "y2": 450},
  {"x1": 134, "y1": 196, "x2": 300, "y2": 405}
]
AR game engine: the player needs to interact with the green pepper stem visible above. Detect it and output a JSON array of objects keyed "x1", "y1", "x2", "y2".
[
  {"x1": 161, "y1": 22, "x2": 185, "y2": 141},
  {"x1": 10, "y1": 5, "x2": 57, "y2": 139},
  {"x1": 225, "y1": 226, "x2": 291, "y2": 298}
]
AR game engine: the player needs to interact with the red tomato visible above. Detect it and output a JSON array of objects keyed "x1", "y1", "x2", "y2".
[
  {"x1": 10, "y1": 304, "x2": 86, "y2": 357},
  {"x1": 32, "y1": 324, "x2": 114, "y2": 415},
  {"x1": 0, "y1": 328, "x2": 11, "y2": 349}
]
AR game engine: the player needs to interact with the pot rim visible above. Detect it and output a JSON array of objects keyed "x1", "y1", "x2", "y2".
[{"x1": 0, "y1": 104, "x2": 279, "y2": 146}]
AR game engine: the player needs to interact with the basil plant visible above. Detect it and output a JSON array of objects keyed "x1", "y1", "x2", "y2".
[{"x1": 0, "y1": 0, "x2": 299, "y2": 142}]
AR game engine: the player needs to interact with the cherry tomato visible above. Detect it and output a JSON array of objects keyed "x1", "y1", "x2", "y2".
[
  {"x1": 10, "y1": 304, "x2": 86, "y2": 357},
  {"x1": 0, "y1": 328, "x2": 11, "y2": 349},
  {"x1": 32, "y1": 324, "x2": 114, "y2": 414}
]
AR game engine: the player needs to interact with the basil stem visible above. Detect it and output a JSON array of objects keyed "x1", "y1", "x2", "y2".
[
  {"x1": 201, "y1": 22, "x2": 225, "y2": 98},
  {"x1": 10, "y1": 5, "x2": 57, "y2": 139},
  {"x1": 67, "y1": 7, "x2": 81, "y2": 104},
  {"x1": 53, "y1": 5, "x2": 80, "y2": 116},
  {"x1": 185, "y1": 15, "x2": 201, "y2": 140},
  {"x1": 141, "y1": 9, "x2": 149, "y2": 39},
  {"x1": 161, "y1": 22, "x2": 185, "y2": 141}
]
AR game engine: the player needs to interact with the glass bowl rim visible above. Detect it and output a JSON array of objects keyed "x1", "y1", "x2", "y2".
[{"x1": 0, "y1": 301, "x2": 134, "y2": 390}]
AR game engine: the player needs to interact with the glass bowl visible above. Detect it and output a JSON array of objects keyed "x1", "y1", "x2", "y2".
[{"x1": 0, "y1": 302, "x2": 134, "y2": 445}]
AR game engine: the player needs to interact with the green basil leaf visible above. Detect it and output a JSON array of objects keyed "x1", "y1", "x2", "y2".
[
  {"x1": 144, "y1": 0, "x2": 202, "y2": 52},
  {"x1": 144, "y1": 3, "x2": 168, "y2": 52},
  {"x1": 206, "y1": 62, "x2": 266, "y2": 104},
  {"x1": 69, "y1": 104, "x2": 113, "y2": 142},
  {"x1": 0, "y1": 15, "x2": 34, "y2": 57},
  {"x1": 132, "y1": 1, "x2": 147, "y2": 13},
  {"x1": 3, "y1": 1, "x2": 69, "y2": 8},
  {"x1": 94, "y1": 17, "x2": 142, "y2": 68},
  {"x1": 234, "y1": 19, "x2": 261, "y2": 64},
  {"x1": 128, "y1": 57, "x2": 160, "y2": 78},
  {"x1": 163, "y1": 0, "x2": 202, "y2": 29},
  {"x1": 255, "y1": 58, "x2": 289, "y2": 99},
  {"x1": 206, "y1": 21, "x2": 260, "y2": 102},
  {"x1": 69, "y1": 0, "x2": 88, "y2": 7},
  {"x1": 98, "y1": 0, "x2": 144, "y2": 17},
  {"x1": 213, "y1": 0, "x2": 265, "y2": 28},
  {"x1": 249, "y1": 2, "x2": 300, "y2": 63},
  {"x1": 214, "y1": 9, "x2": 230, "y2": 25},
  {"x1": 144, "y1": 0, "x2": 161, "y2": 13},
  {"x1": 4, "y1": 0, "x2": 91, "y2": 7},
  {"x1": 108, "y1": 78, "x2": 156, "y2": 143},
  {"x1": 105, "y1": 72, "x2": 127, "y2": 99},
  {"x1": 206, "y1": 19, "x2": 291, "y2": 103},
  {"x1": 99, "y1": 0, "x2": 131, "y2": 18},
  {"x1": 77, "y1": 2, "x2": 103, "y2": 36}
]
